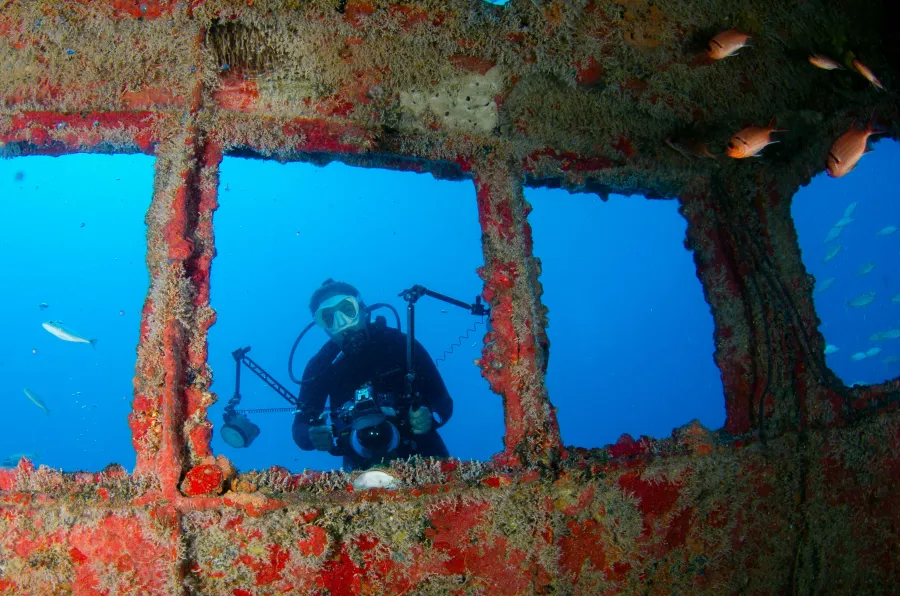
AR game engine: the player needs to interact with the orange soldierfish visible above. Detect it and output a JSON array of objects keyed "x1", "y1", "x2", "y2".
[
  {"x1": 825, "y1": 115, "x2": 882, "y2": 178},
  {"x1": 725, "y1": 119, "x2": 785, "y2": 159},
  {"x1": 706, "y1": 29, "x2": 751, "y2": 60},
  {"x1": 851, "y1": 58, "x2": 884, "y2": 90},
  {"x1": 808, "y1": 54, "x2": 844, "y2": 70}
]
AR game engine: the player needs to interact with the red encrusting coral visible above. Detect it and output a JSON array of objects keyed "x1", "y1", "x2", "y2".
[
  {"x1": 181, "y1": 464, "x2": 225, "y2": 496},
  {"x1": 0, "y1": 1, "x2": 898, "y2": 593}
]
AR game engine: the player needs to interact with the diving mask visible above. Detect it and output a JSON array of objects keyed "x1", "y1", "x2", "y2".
[{"x1": 314, "y1": 294, "x2": 362, "y2": 334}]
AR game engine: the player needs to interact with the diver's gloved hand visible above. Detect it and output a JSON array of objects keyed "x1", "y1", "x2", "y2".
[
  {"x1": 409, "y1": 406, "x2": 433, "y2": 435},
  {"x1": 308, "y1": 425, "x2": 334, "y2": 451}
]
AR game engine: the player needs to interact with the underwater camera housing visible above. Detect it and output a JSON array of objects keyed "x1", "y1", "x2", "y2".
[{"x1": 338, "y1": 383, "x2": 400, "y2": 459}]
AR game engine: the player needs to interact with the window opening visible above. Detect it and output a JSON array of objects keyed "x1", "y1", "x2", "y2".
[
  {"x1": 527, "y1": 188, "x2": 725, "y2": 448},
  {"x1": 209, "y1": 158, "x2": 501, "y2": 472},
  {"x1": 0, "y1": 154, "x2": 154, "y2": 472},
  {"x1": 793, "y1": 138, "x2": 900, "y2": 387}
]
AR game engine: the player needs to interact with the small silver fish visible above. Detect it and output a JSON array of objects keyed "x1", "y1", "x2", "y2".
[
  {"x1": 41, "y1": 321, "x2": 97, "y2": 347},
  {"x1": 844, "y1": 202, "x2": 857, "y2": 218},
  {"x1": 824, "y1": 344, "x2": 839, "y2": 355},
  {"x1": 894, "y1": 294, "x2": 900, "y2": 304},
  {"x1": 850, "y1": 352, "x2": 868, "y2": 361},
  {"x1": 879, "y1": 329, "x2": 900, "y2": 340},
  {"x1": 876, "y1": 225, "x2": 897, "y2": 237},
  {"x1": 848, "y1": 291, "x2": 876, "y2": 308},
  {"x1": 883, "y1": 355, "x2": 900, "y2": 365},
  {"x1": 23, "y1": 387, "x2": 50, "y2": 415},
  {"x1": 815, "y1": 277, "x2": 836, "y2": 294},
  {"x1": 39, "y1": 302, "x2": 49, "y2": 310},
  {"x1": 856, "y1": 262, "x2": 876, "y2": 276},
  {"x1": 2, "y1": 452, "x2": 40, "y2": 467},
  {"x1": 870, "y1": 331, "x2": 885, "y2": 342},
  {"x1": 866, "y1": 347, "x2": 882, "y2": 358},
  {"x1": 834, "y1": 216, "x2": 855, "y2": 228},
  {"x1": 823, "y1": 243, "x2": 842, "y2": 263},
  {"x1": 824, "y1": 227, "x2": 842, "y2": 243}
]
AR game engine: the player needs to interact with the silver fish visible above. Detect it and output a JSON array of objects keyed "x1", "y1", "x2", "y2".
[
  {"x1": 844, "y1": 202, "x2": 857, "y2": 218},
  {"x1": 850, "y1": 352, "x2": 868, "y2": 361},
  {"x1": 876, "y1": 225, "x2": 897, "y2": 237},
  {"x1": 41, "y1": 321, "x2": 97, "y2": 347},
  {"x1": 892, "y1": 294, "x2": 900, "y2": 304},
  {"x1": 866, "y1": 347, "x2": 882, "y2": 358},
  {"x1": 834, "y1": 216, "x2": 854, "y2": 228},
  {"x1": 882, "y1": 355, "x2": 900, "y2": 365},
  {"x1": 815, "y1": 277, "x2": 836, "y2": 294},
  {"x1": 870, "y1": 331, "x2": 885, "y2": 341},
  {"x1": 823, "y1": 243, "x2": 842, "y2": 263},
  {"x1": 879, "y1": 329, "x2": 900, "y2": 340},
  {"x1": 856, "y1": 262, "x2": 876, "y2": 276},
  {"x1": 824, "y1": 344, "x2": 839, "y2": 355},
  {"x1": 824, "y1": 226, "x2": 842, "y2": 243},
  {"x1": 23, "y1": 387, "x2": 50, "y2": 415},
  {"x1": 848, "y1": 291, "x2": 876, "y2": 308},
  {"x1": 2, "y1": 452, "x2": 40, "y2": 467}
]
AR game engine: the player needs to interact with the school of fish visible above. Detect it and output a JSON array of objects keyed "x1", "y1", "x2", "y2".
[
  {"x1": 702, "y1": 29, "x2": 885, "y2": 172},
  {"x1": 815, "y1": 198, "x2": 899, "y2": 369}
]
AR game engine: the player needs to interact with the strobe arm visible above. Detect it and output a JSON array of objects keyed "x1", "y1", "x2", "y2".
[
  {"x1": 229, "y1": 347, "x2": 299, "y2": 411},
  {"x1": 397, "y1": 285, "x2": 491, "y2": 406},
  {"x1": 398, "y1": 285, "x2": 490, "y2": 316}
]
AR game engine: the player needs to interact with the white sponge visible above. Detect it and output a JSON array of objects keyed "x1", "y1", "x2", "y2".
[{"x1": 400, "y1": 66, "x2": 504, "y2": 133}]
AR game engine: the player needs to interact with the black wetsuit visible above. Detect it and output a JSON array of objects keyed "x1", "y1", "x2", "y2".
[{"x1": 292, "y1": 324, "x2": 453, "y2": 470}]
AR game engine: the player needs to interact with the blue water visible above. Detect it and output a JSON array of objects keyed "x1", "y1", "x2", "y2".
[
  {"x1": 0, "y1": 155, "x2": 152, "y2": 472},
  {"x1": 793, "y1": 138, "x2": 900, "y2": 386},
  {"x1": 210, "y1": 159, "x2": 499, "y2": 472},
  {"x1": 528, "y1": 189, "x2": 724, "y2": 447},
  {"x1": 0, "y1": 142, "x2": 896, "y2": 473}
]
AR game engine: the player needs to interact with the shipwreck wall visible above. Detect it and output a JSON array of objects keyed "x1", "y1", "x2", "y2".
[{"x1": 0, "y1": 0, "x2": 898, "y2": 593}]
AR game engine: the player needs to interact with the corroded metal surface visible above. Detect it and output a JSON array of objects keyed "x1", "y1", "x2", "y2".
[
  {"x1": 1, "y1": 416, "x2": 898, "y2": 593},
  {"x1": 0, "y1": 1, "x2": 898, "y2": 594}
]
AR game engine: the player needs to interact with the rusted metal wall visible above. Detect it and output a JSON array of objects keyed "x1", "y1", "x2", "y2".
[{"x1": 0, "y1": 1, "x2": 898, "y2": 594}]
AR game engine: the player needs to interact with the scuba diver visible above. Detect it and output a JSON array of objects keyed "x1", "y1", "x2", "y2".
[{"x1": 292, "y1": 279, "x2": 454, "y2": 471}]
